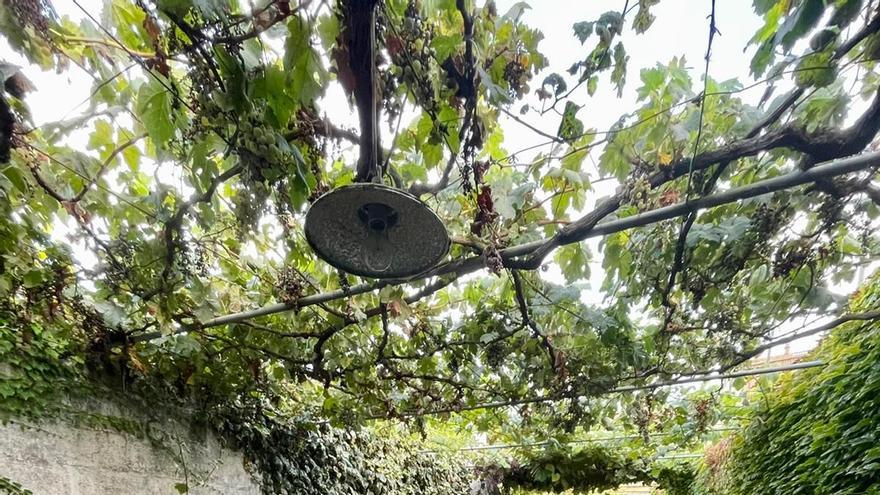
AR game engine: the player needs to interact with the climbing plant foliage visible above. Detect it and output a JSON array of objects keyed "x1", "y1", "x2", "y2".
[
  {"x1": 1, "y1": 0, "x2": 880, "y2": 492},
  {"x1": 215, "y1": 406, "x2": 472, "y2": 495},
  {"x1": 0, "y1": 310, "x2": 85, "y2": 420},
  {"x1": 0, "y1": 305, "x2": 473, "y2": 495},
  {"x1": 691, "y1": 276, "x2": 880, "y2": 495},
  {"x1": 487, "y1": 444, "x2": 694, "y2": 494}
]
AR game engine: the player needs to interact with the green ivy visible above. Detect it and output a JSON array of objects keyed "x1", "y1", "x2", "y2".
[
  {"x1": 2, "y1": 1, "x2": 880, "y2": 493},
  {"x1": 211, "y1": 400, "x2": 471, "y2": 495},
  {"x1": 0, "y1": 310, "x2": 85, "y2": 421},
  {"x1": 693, "y1": 277, "x2": 880, "y2": 494},
  {"x1": 484, "y1": 444, "x2": 694, "y2": 494},
  {"x1": 0, "y1": 306, "x2": 473, "y2": 494}
]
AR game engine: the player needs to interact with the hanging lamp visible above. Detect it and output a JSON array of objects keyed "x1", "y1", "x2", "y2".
[{"x1": 304, "y1": 0, "x2": 449, "y2": 279}]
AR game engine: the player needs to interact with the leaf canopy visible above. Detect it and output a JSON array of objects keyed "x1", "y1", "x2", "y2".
[{"x1": 0, "y1": 0, "x2": 879, "y2": 449}]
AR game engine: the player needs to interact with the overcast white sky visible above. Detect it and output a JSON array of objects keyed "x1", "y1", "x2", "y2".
[
  {"x1": 4, "y1": 1, "x2": 867, "y2": 356},
  {"x1": 6, "y1": 1, "x2": 764, "y2": 141}
]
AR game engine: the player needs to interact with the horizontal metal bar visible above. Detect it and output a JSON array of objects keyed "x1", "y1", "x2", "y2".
[
  {"x1": 610, "y1": 359, "x2": 825, "y2": 393},
  {"x1": 418, "y1": 427, "x2": 738, "y2": 454},
  {"x1": 581, "y1": 150, "x2": 880, "y2": 241},
  {"x1": 131, "y1": 151, "x2": 880, "y2": 340}
]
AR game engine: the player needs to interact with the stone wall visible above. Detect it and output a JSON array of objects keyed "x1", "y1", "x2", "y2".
[{"x1": 0, "y1": 397, "x2": 259, "y2": 495}]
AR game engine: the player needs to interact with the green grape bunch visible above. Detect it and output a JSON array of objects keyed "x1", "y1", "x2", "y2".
[{"x1": 385, "y1": 0, "x2": 439, "y2": 114}]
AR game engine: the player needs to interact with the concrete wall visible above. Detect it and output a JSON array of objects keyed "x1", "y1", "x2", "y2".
[{"x1": 0, "y1": 398, "x2": 259, "y2": 495}]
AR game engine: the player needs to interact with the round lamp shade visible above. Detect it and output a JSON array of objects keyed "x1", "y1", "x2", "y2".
[{"x1": 304, "y1": 183, "x2": 450, "y2": 279}]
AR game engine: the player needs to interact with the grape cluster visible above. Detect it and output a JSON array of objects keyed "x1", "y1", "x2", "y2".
[
  {"x1": 337, "y1": 269, "x2": 351, "y2": 292},
  {"x1": 626, "y1": 176, "x2": 653, "y2": 211},
  {"x1": 188, "y1": 68, "x2": 219, "y2": 128},
  {"x1": 176, "y1": 41, "x2": 310, "y2": 236},
  {"x1": 194, "y1": 89, "x2": 315, "y2": 230},
  {"x1": 305, "y1": 141, "x2": 329, "y2": 203},
  {"x1": 239, "y1": 119, "x2": 308, "y2": 188},
  {"x1": 458, "y1": 161, "x2": 474, "y2": 196},
  {"x1": 686, "y1": 275, "x2": 708, "y2": 304},
  {"x1": 23, "y1": 261, "x2": 67, "y2": 319},
  {"x1": 484, "y1": 340, "x2": 508, "y2": 368},
  {"x1": 70, "y1": 297, "x2": 107, "y2": 332},
  {"x1": 857, "y1": 219, "x2": 872, "y2": 248},
  {"x1": 238, "y1": 118, "x2": 286, "y2": 164},
  {"x1": 191, "y1": 80, "x2": 301, "y2": 181},
  {"x1": 178, "y1": 241, "x2": 208, "y2": 277},
  {"x1": 750, "y1": 203, "x2": 786, "y2": 238},
  {"x1": 379, "y1": 69, "x2": 403, "y2": 127},
  {"x1": 232, "y1": 183, "x2": 270, "y2": 236},
  {"x1": 286, "y1": 108, "x2": 329, "y2": 202},
  {"x1": 459, "y1": 158, "x2": 488, "y2": 198},
  {"x1": 275, "y1": 268, "x2": 304, "y2": 306},
  {"x1": 447, "y1": 354, "x2": 460, "y2": 373},
  {"x1": 551, "y1": 400, "x2": 588, "y2": 434},
  {"x1": 8, "y1": 0, "x2": 51, "y2": 39},
  {"x1": 386, "y1": 1, "x2": 438, "y2": 114},
  {"x1": 773, "y1": 241, "x2": 815, "y2": 278},
  {"x1": 632, "y1": 394, "x2": 655, "y2": 443},
  {"x1": 503, "y1": 59, "x2": 529, "y2": 100},
  {"x1": 483, "y1": 242, "x2": 504, "y2": 274},
  {"x1": 693, "y1": 396, "x2": 714, "y2": 433},
  {"x1": 71, "y1": 296, "x2": 118, "y2": 356},
  {"x1": 712, "y1": 203, "x2": 785, "y2": 275}
]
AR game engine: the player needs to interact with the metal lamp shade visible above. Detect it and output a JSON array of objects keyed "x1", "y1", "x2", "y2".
[{"x1": 304, "y1": 183, "x2": 450, "y2": 279}]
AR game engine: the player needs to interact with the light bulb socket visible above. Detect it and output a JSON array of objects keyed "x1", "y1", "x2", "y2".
[{"x1": 357, "y1": 203, "x2": 398, "y2": 234}]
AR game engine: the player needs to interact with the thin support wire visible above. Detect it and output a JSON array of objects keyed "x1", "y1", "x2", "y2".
[
  {"x1": 366, "y1": 360, "x2": 825, "y2": 420},
  {"x1": 418, "y1": 427, "x2": 738, "y2": 454}
]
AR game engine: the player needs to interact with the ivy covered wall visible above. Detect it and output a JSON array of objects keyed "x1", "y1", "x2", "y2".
[
  {"x1": 0, "y1": 308, "x2": 471, "y2": 495},
  {"x1": 0, "y1": 304, "x2": 695, "y2": 495},
  {"x1": 692, "y1": 278, "x2": 880, "y2": 494}
]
